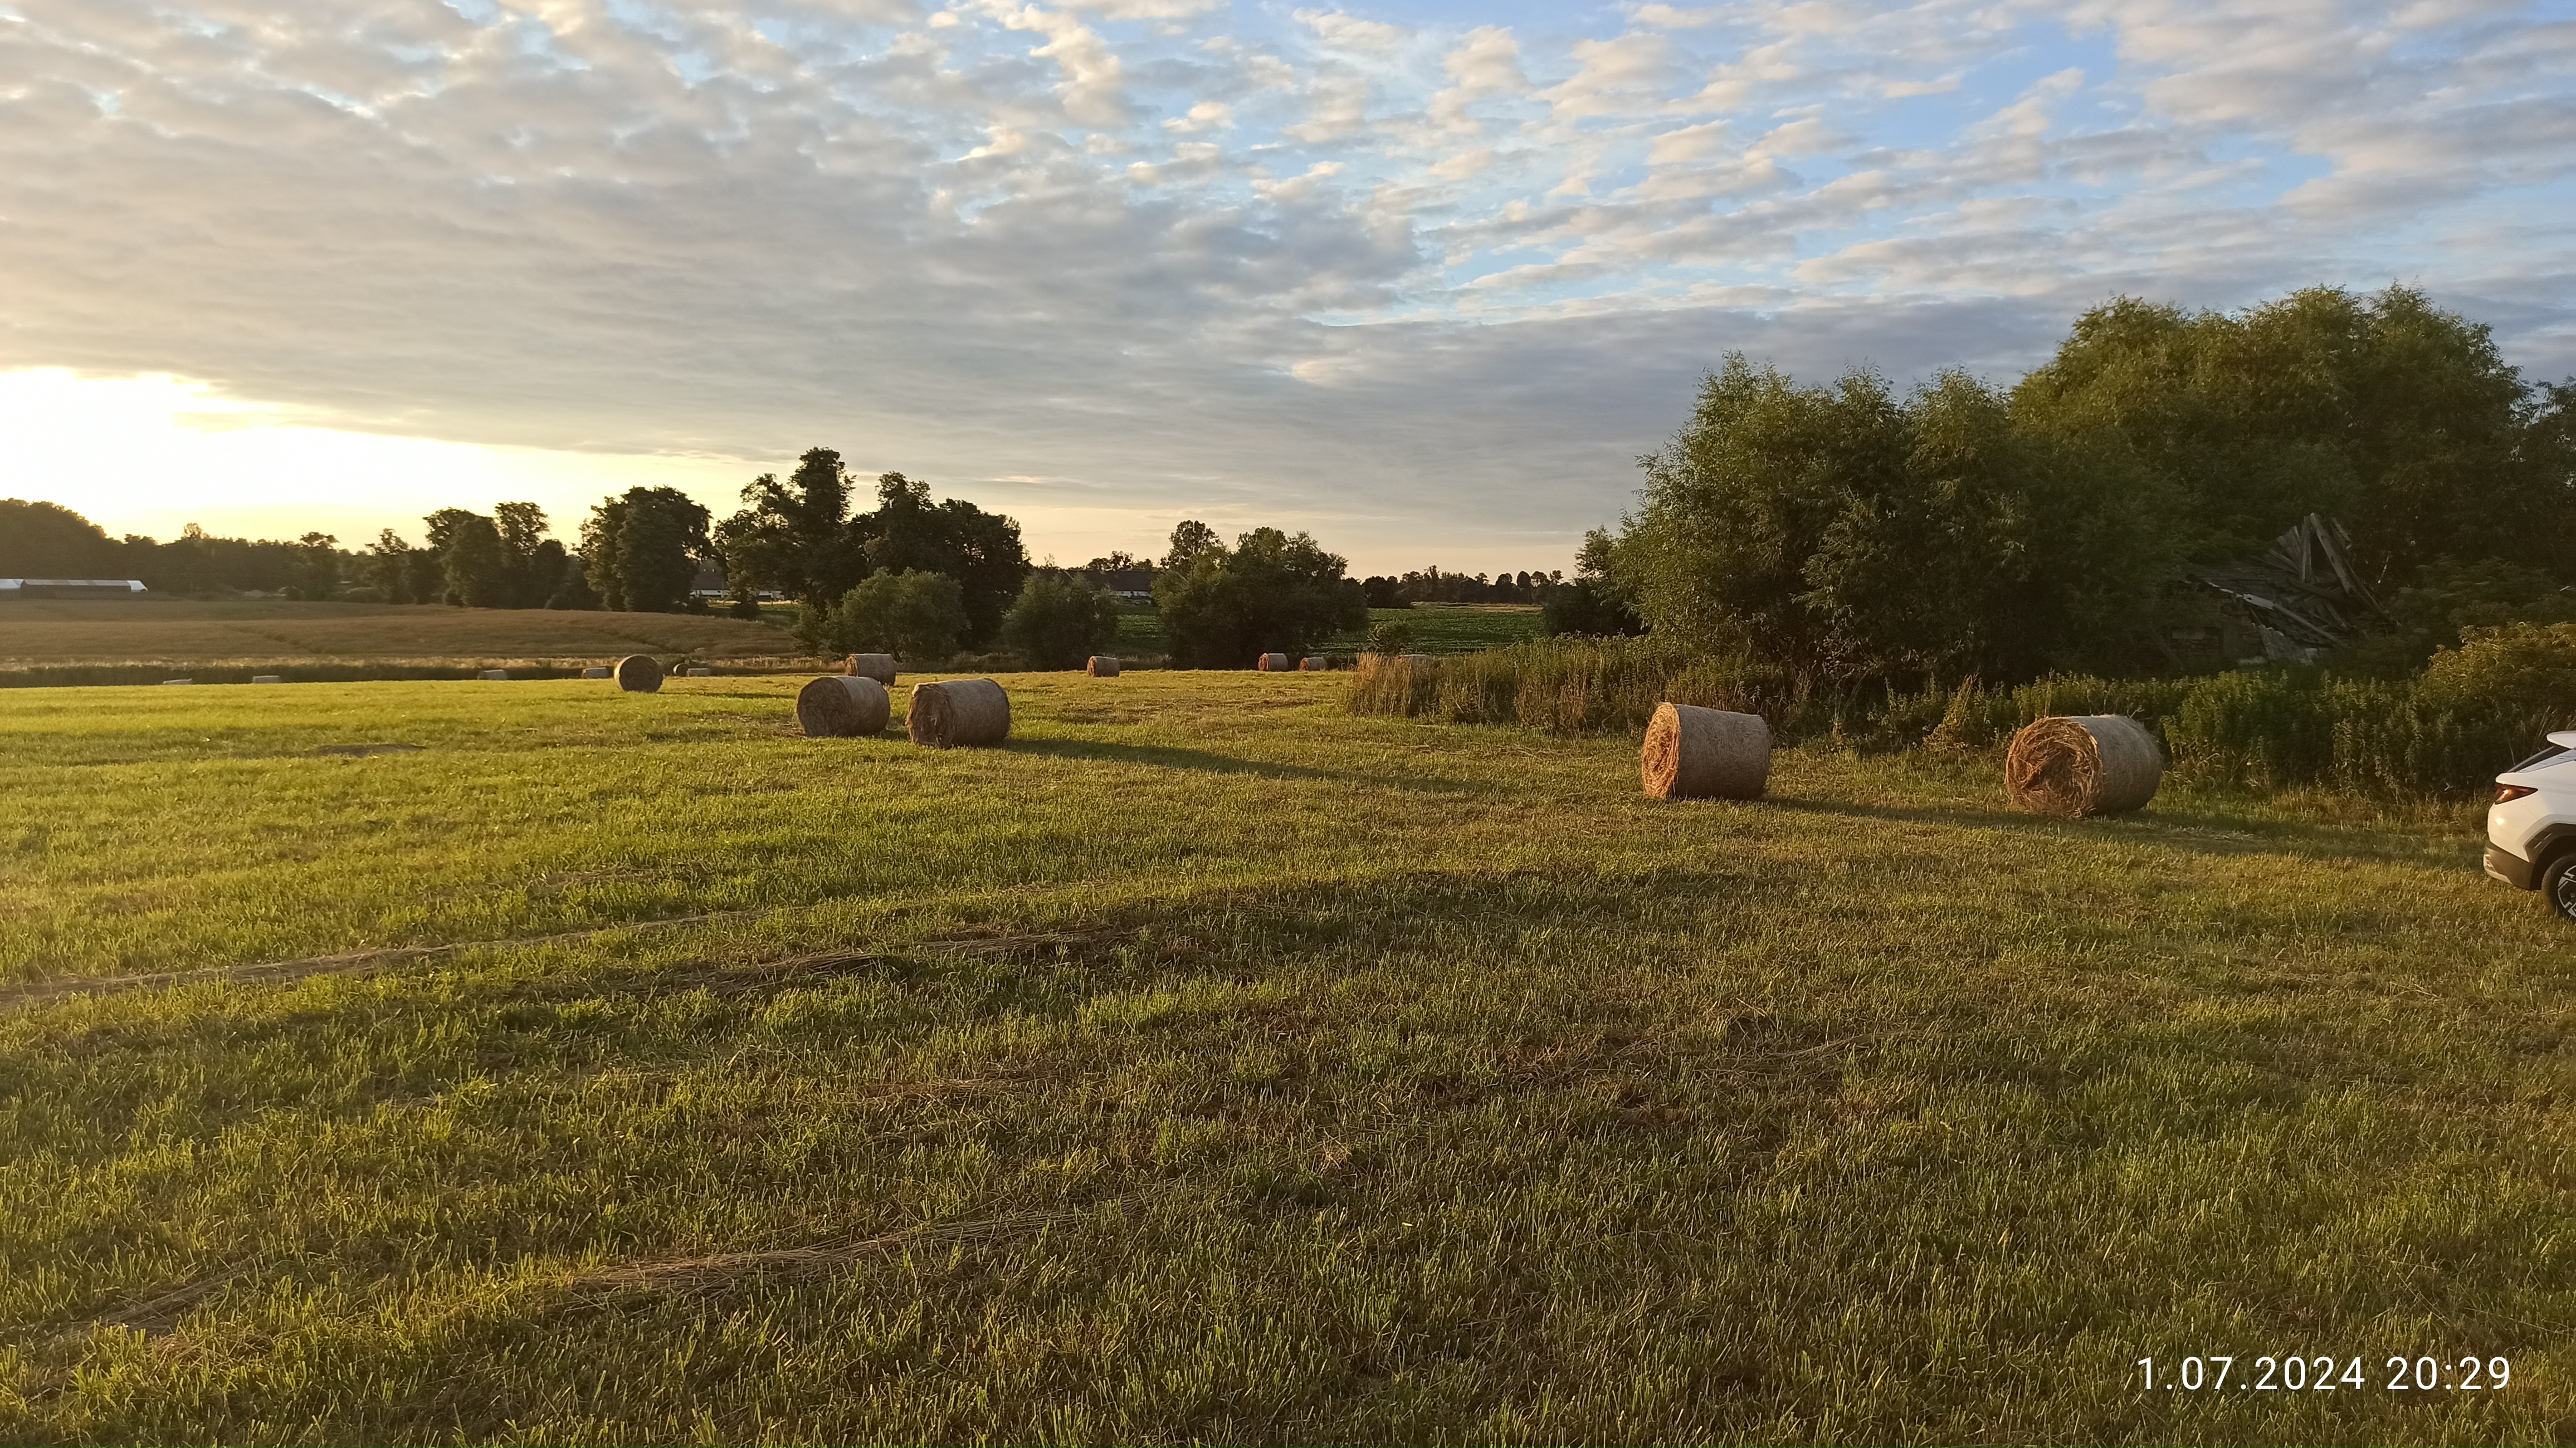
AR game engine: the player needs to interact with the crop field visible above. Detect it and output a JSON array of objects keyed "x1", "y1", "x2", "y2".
[
  {"x1": 0, "y1": 672, "x2": 2568, "y2": 1443},
  {"x1": 1111, "y1": 604, "x2": 1547, "y2": 662},
  {"x1": 0, "y1": 599, "x2": 794, "y2": 674}
]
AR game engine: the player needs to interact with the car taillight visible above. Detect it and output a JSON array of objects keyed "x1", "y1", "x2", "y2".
[{"x1": 2497, "y1": 783, "x2": 2537, "y2": 803}]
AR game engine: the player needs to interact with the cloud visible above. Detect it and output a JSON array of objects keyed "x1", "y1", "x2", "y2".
[{"x1": 1294, "y1": 8, "x2": 1409, "y2": 52}]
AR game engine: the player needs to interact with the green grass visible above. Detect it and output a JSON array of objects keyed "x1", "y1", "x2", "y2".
[
  {"x1": 1320, "y1": 604, "x2": 1548, "y2": 656},
  {"x1": 0, "y1": 673, "x2": 2567, "y2": 1443}
]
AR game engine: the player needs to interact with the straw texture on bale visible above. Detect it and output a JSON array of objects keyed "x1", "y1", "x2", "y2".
[
  {"x1": 797, "y1": 675, "x2": 890, "y2": 737},
  {"x1": 479, "y1": 669, "x2": 510, "y2": 681},
  {"x1": 582, "y1": 667, "x2": 611, "y2": 679},
  {"x1": 613, "y1": 655, "x2": 663, "y2": 693},
  {"x1": 2006, "y1": 715, "x2": 2162, "y2": 816},
  {"x1": 1640, "y1": 703, "x2": 1770, "y2": 801},
  {"x1": 1086, "y1": 656, "x2": 1120, "y2": 677},
  {"x1": 845, "y1": 653, "x2": 897, "y2": 684},
  {"x1": 1257, "y1": 653, "x2": 1290, "y2": 671},
  {"x1": 1299, "y1": 657, "x2": 1326, "y2": 671},
  {"x1": 908, "y1": 678, "x2": 1012, "y2": 749}
]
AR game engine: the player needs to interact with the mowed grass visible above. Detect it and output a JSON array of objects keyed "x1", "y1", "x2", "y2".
[
  {"x1": 0, "y1": 599, "x2": 792, "y2": 668},
  {"x1": 0, "y1": 673, "x2": 2567, "y2": 1444}
]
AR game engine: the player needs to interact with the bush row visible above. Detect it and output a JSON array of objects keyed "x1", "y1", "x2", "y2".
[{"x1": 1346, "y1": 624, "x2": 2576, "y2": 797}]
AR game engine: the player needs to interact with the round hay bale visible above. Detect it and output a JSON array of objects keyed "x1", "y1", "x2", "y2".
[
  {"x1": 1256, "y1": 653, "x2": 1290, "y2": 671},
  {"x1": 2006, "y1": 715, "x2": 2162, "y2": 816},
  {"x1": 1086, "y1": 655, "x2": 1120, "y2": 677},
  {"x1": 1640, "y1": 703, "x2": 1770, "y2": 801},
  {"x1": 686, "y1": 667, "x2": 714, "y2": 678},
  {"x1": 797, "y1": 675, "x2": 890, "y2": 737},
  {"x1": 582, "y1": 667, "x2": 612, "y2": 679},
  {"x1": 846, "y1": 653, "x2": 897, "y2": 684},
  {"x1": 1299, "y1": 656, "x2": 1327, "y2": 671},
  {"x1": 613, "y1": 655, "x2": 663, "y2": 693},
  {"x1": 908, "y1": 678, "x2": 1011, "y2": 748},
  {"x1": 479, "y1": 669, "x2": 510, "y2": 681}
]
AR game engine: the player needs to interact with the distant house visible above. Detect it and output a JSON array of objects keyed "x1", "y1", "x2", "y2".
[
  {"x1": 0, "y1": 579, "x2": 148, "y2": 601},
  {"x1": 1090, "y1": 568, "x2": 1158, "y2": 603}
]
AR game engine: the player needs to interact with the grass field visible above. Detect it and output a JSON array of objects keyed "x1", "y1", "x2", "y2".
[
  {"x1": 1, "y1": 672, "x2": 2568, "y2": 1442},
  {"x1": 0, "y1": 599, "x2": 795, "y2": 673},
  {"x1": 1110, "y1": 604, "x2": 1547, "y2": 663}
]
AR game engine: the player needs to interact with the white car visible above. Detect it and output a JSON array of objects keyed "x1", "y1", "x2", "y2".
[{"x1": 2486, "y1": 730, "x2": 2576, "y2": 918}]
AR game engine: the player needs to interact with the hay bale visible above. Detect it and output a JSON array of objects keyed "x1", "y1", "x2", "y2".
[
  {"x1": 908, "y1": 678, "x2": 1011, "y2": 748},
  {"x1": 582, "y1": 667, "x2": 611, "y2": 679},
  {"x1": 162, "y1": 678, "x2": 192, "y2": 686},
  {"x1": 252, "y1": 675, "x2": 283, "y2": 684},
  {"x1": 614, "y1": 655, "x2": 663, "y2": 693},
  {"x1": 686, "y1": 667, "x2": 714, "y2": 678},
  {"x1": 1299, "y1": 657, "x2": 1326, "y2": 671},
  {"x1": 1640, "y1": 703, "x2": 1770, "y2": 801},
  {"x1": 797, "y1": 675, "x2": 890, "y2": 737},
  {"x1": 2006, "y1": 715, "x2": 2162, "y2": 816},
  {"x1": 479, "y1": 669, "x2": 510, "y2": 681},
  {"x1": 846, "y1": 653, "x2": 897, "y2": 684},
  {"x1": 1086, "y1": 656, "x2": 1120, "y2": 677},
  {"x1": 1256, "y1": 653, "x2": 1290, "y2": 671}
]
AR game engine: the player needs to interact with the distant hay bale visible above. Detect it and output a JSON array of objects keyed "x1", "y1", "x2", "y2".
[
  {"x1": 686, "y1": 667, "x2": 714, "y2": 677},
  {"x1": 162, "y1": 678, "x2": 192, "y2": 686},
  {"x1": 845, "y1": 653, "x2": 897, "y2": 684},
  {"x1": 479, "y1": 669, "x2": 510, "y2": 681},
  {"x1": 1086, "y1": 656, "x2": 1120, "y2": 677},
  {"x1": 582, "y1": 667, "x2": 611, "y2": 679},
  {"x1": 614, "y1": 655, "x2": 663, "y2": 693},
  {"x1": 1640, "y1": 702, "x2": 1770, "y2": 801},
  {"x1": 797, "y1": 675, "x2": 890, "y2": 737},
  {"x1": 908, "y1": 678, "x2": 1011, "y2": 748},
  {"x1": 2006, "y1": 715, "x2": 2162, "y2": 816},
  {"x1": 1299, "y1": 657, "x2": 1326, "y2": 671},
  {"x1": 252, "y1": 674, "x2": 282, "y2": 684},
  {"x1": 1257, "y1": 653, "x2": 1290, "y2": 671}
]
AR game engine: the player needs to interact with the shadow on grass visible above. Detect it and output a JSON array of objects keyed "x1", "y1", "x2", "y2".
[
  {"x1": 998, "y1": 736, "x2": 1491, "y2": 796},
  {"x1": 1763, "y1": 793, "x2": 2476, "y2": 870}
]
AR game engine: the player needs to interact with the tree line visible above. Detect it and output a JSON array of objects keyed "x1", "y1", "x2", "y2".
[{"x1": 1574, "y1": 285, "x2": 2576, "y2": 684}]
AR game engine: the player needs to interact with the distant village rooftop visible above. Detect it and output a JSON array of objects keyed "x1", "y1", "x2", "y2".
[{"x1": 0, "y1": 579, "x2": 149, "y2": 599}]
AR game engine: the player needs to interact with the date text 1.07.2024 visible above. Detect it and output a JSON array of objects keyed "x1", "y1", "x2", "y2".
[{"x1": 2138, "y1": 1356, "x2": 2510, "y2": 1392}]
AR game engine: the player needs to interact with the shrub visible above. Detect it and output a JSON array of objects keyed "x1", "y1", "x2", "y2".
[
  {"x1": 1154, "y1": 527, "x2": 1367, "y2": 668},
  {"x1": 1002, "y1": 573, "x2": 1121, "y2": 669},
  {"x1": 1365, "y1": 620, "x2": 1416, "y2": 656}
]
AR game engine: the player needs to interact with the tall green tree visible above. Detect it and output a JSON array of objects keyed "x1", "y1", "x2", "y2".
[
  {"x1": 714, "y1": 448, "x2": 867, "y2": 606},
  {"x1": 802, "y1": 569, "x2": 969, "y2": 662},
  {"x1": 287, "y1": 532, "x2": 340, "y2": 601},
  {"x1": 426, "y1": 508, "x2": 507, "y2": 608},
  {"x1": 1153, "y1": 527, "x2": 1367, "y2": 668},
  {"x1": 854, "y1": 473, "x2": 1028, "y2": 646},
  {"x1": 582, "y1": 487, "x2": 712, "y2": 613},
  {"x1": 2012, "y1": 284, "x2": 2567, "y2": 581},
  {"x1": 1609, "y1": 355, "x2": 2177, "y2": 683},
  {"x1": 0, "y1": 499, "x2": 126, "y2": 577}
]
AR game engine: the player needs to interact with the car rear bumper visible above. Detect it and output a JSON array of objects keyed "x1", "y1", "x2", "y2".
[{"x1": 2486, "y1": 843, "x2": 2539, "y2": 891}]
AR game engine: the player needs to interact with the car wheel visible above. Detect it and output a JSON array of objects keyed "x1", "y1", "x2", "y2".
[{"x1": 2546, "y1": 853, "x2": 2576, "y2": 922}]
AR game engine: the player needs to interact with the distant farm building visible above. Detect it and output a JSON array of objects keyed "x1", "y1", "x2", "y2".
[{"x1": 0, "y1": 579, "x2": 149, "y2": 600}]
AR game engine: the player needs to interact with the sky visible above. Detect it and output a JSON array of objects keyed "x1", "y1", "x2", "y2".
[{"x1": 2, "y1": 0, "x2": 2572, "y2": 575}]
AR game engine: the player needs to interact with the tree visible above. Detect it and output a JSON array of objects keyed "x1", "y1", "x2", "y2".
[
  {"x1": 0, "y1": 499, "x2": 125, "y2": 577},
  {"x1": 286, "y1": 532, "x2": 340, "y2": 601},
  {"x1": 491, "y1": 502, "x2": 572, "y2": 608},
  {"x1": 1162, "y1": 520, "x2": 1220, "y2": 571},
  {"x1": 426, "y1": 508, "x2": 506, "y2": 607},
  {"x1": 582, "y1": 487, "x2": 711, "y2": 613},
  {"x1": 803, "y1": 569, "x2": 969, "y2": 662},
  {"x1": 1002, "y1": 571, "x2": 1121, "y2": 669},
  {"x1": 1084, "y1": 551, "x2": 1145, "y2": 572},
  {"x1": 714, "y1": 448, "x2": 868, "y2": 606},
  {"x1": 1153, "y1": 526, "x2": 1368, "y2": 668},
  {"x1": 2012, "y1": 284, "x2": 2568, "y2": 582},
  {"x1": 854, "y1": 473, "x2": 1028, "y2": 647},
  {"x1": 1607, "y1": 355, "x2": 2175, "y2": 683}
]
